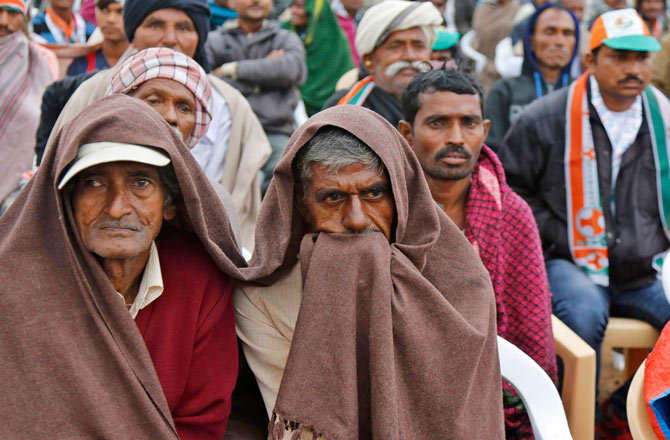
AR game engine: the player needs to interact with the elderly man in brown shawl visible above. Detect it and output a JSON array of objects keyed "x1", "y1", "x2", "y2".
[
  {"x1": 236, "y1": 105, "x2": 505, "y2": 439},
  {"x1": 0, "y1": 95, "x2": 247, "y2": 439}
]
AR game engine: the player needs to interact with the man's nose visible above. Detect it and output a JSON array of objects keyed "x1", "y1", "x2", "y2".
[
  {"x1": 105, "y1": 186, "x2": 133, "y2": 218},
  {"x1": 163, "y1": 103, "x2": 179, "y2": 127},
  {"x1": 161, "y1": 25, "x2": 178, "y2": 48},
  {"x1": 445, "y1": 121, "x2": 465, "y2": 145},
  {"x1": 0, "y1": 10, "x2": 9, "y2": 27},
  {"x1": 342, "y1": 196, "x2": 370, "y2": 233}
]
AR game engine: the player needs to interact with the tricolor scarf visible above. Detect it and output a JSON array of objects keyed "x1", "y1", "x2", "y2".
[
  {"x1": 336, "y1": 76, "x2": 375, "y2": 105},
  {"x1": 45, "y1": 7, "x2": 87, "y2": 45},
  {"x1": 565, "y1": 73, "x2": 670, "y2": 286}
]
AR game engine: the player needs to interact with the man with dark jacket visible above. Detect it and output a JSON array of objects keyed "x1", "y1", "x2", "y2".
[
  {"x1": 499, "y1": 8, "x2": 670, "y2": 434},
  {"x1": 206, "y1": 0, "x2": 307, "y2": 191},
  {"x1": 485, "y1": 3, "x2": 578, "y2": 151}
]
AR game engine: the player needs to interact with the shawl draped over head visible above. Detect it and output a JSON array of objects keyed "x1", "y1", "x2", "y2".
[
  {"x1": 106, "y1": 47, "x2": 213, "y2": 147},
  {"x1": 281, "y1": 0, "x2": 354, "y2": 116},
  {"x1": 248, "y1": 105, "x2": 504, "y2": 439},
  {"x1": 0, "y1": 95, "x2": 247, "y2": 438},
  {"x1": 355, "y1": 0, "x2": 443, "y2": 59},
  {"x1": 0, "y1": 31, "x2": 54, "y2": 202},
  {"x1": 123, "y1": 0, "x2": 212, "y2": 72}
]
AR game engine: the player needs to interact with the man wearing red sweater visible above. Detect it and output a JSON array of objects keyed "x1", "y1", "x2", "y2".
[{"x1": 57, "y1": 135, "x2": 238, "y2": 439}]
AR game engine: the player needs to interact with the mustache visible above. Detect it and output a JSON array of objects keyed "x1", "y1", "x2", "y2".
[
  {"x1": 435, "y1": 144, "x2": 472, "y2": 161},
  {"x1": 97, "y1": 220, "x2": 140, "y2": 232},
  {"x1": 618, "y1": 75, "x2": 643, "y2": 84},
  {"x1": 170, "y1": 125, "x2": 184, "y2": 143},
  {"x1": 0, "y1": 26, "x2": 10, "y2": 33},
  {"x1": 385, "y1": 61, "x2": 431, "y2": 77}
]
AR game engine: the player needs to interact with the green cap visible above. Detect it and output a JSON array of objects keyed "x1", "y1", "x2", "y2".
[{"x1": 432, "y1": 31, "x2": 460, "y2": 51}]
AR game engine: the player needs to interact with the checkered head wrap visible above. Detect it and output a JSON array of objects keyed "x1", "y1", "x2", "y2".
[
  {"x1": 0, "y1": 0, "x2": 28, "y2": 16},
  {"x1": 106, "y1": 48, "x2": 212, "y2": 147}
]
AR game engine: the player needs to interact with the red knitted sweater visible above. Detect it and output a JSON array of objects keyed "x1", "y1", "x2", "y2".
[{"x1": 135, "y1": 230, "x2": 238, "y2": 440}]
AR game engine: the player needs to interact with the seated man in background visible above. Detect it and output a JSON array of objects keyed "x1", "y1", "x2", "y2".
[
  {"x1": 399, "y1": 68, "x2": 557, "y2": 439},
  {"x1": 32, "y1": 0, "x2": 96, "y2": 45},
  {"x1": 499, "y1": 9, "x2": 670, "y2": 435},
  {"x1": 66, "y1": 0, "x2": 129, "y2": 76},
  {"x1": 0, "y1": 0, "x2": 55, "y2": 207},
  {"x1": 44, "y1": 0, "x2": 270, "y2": 252},
  {"x1": 485, "y1": 3, "x2": 578, "y2": 151},
  {"x1": 323, "y1": 0, "x2": 442, "y2": 127},
  {"x1": 636, "y1": 0, "x2": 667, "y2": 39},
  {"x1": 236, "y1": 105, "x2": 504, "y2": 438},
  {"x1": 0, "y1": 95, "x2": 245, "y2": 439},
  {"x1": 206, "y1": 0, "x2": 306, "y2": 192}
]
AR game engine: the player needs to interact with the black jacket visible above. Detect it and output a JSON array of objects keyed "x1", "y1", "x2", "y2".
[
  {"x1": 499, "y1": 79, "x2": 669, "y2": 291},
  {"x1": 34, "y1": 71, "x2": 97, "y2": 165}
]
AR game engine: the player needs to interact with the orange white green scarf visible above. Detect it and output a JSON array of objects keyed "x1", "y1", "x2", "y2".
[
  {"x1": 337, "y1": 76, "x2": 375, "y2": 106},
  {"x1": 565, "y1": 73, "x2": 670, "y2": 286}
]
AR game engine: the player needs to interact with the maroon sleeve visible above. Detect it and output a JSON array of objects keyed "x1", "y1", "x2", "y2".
[{"x1": 173, "y1": 270, "x2": 239, "y2": 440}]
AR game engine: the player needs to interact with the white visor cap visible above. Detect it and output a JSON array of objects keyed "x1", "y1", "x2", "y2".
[{"x1": 58, "y1": 142, "x2": 171, "y2": 190}]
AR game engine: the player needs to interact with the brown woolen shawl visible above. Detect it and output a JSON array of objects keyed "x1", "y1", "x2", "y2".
[
  {"x1": 247, "y1": 105, "x2": 504, "y2": 439},
  {"x1": 0, "y1": 95, "x2": 247, "y2": 438}
]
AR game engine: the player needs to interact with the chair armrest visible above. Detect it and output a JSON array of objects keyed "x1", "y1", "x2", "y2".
[{"x1": 552, "y1": 315, "x2": 596, "y2": 440}]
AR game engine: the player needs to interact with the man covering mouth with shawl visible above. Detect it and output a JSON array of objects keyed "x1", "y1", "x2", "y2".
[
  {"x1": 322, "y1": 0, "x2": 443, "y2": 127},
  {"x1": 0, "y1": 0, "x2": 55, "y2": 204},
  {"x1": 236, "y1": 105, "x2": 504, "y2": 438},
  {"x1": 0, "y1": 95, "x2": 248, "y2": 439}
]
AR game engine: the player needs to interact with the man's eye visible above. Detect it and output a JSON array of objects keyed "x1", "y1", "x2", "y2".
[
  {"x1": 364, "y1": 189, "x2": 384, "y2": 199},
  {"x1": 135, "y1": 179, "x2": 151, "y2": 188},
  {"x1": 324, "y1": 193, "x2": 343, "y2": 202},
  {"x1": 178, "y1": 104, "x2": 193, "y2": 113},
  {"x1": 84, "y1": 179, "x2": 103, "y2": 188},
  {"x1": 146, "y1": 98, "x2": 161, "y2": 105}
]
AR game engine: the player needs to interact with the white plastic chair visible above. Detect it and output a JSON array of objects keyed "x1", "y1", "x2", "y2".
[
  {"x1": 497, "y1": 336, "x2": 573, "y2": 440},
  {"x1": 460, "y1": 30, "x2": 487, "y2": 74}
]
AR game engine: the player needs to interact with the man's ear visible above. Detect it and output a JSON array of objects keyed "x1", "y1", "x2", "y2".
[
  {"x1": 482, "y1": 119, "x2": 491, "y2": 140},
  {"x1": 397, "y1": 120, "x2": 414, "y2": 146},
  {"x1": 583, "y1": 51, "x2": 595, "y2": 71},
  {"x1": 163, "y1": 202, "x2": 177, "y2": 222}
]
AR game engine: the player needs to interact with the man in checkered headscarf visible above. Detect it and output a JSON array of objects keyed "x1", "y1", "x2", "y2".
[{"x1": 106, "y1": 47, "x2": 213, "y2": 148}]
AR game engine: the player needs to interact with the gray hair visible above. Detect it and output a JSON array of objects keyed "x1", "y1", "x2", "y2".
[{"x1": 293, "y1": 126, "x2": 385, "y2": 187}]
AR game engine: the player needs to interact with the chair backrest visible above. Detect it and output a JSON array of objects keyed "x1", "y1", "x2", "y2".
[
  {"x1": 459, "y1": 30, "x2": 487, "y2": 74},
  {"x1": 497, "y1": 336, "x2": 573, "y2": 440},
  {"x1": 626, "y1": 360, "x2": 658, "y2": 440}
]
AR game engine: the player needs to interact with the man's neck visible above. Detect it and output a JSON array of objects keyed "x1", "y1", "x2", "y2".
[
  {"x1": 101, "y1": 39, "x2": 129, "y2": 66},
  {"x1": 238, "y1": 18, "x2": 263, "y2": 34},
  {"x1": 427, "y1": 175, "x2": 472, "y2": 230},
  {"x1": 50, "y1": 6, "x2": 73, "y2": 24},
  {"x1": 346, "y1": 8, "x2": 358, "y2": 18},
  {"x1": 537, "y1": 64, "x2": 562, "y2": 87},
  {"x1": 100, "y1": 251, "x2": 150, "y2": 305}
]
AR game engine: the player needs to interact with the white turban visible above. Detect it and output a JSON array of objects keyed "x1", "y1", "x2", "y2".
[{"x1": 355, "y1": 1, "x2": 444, "y2": 58}]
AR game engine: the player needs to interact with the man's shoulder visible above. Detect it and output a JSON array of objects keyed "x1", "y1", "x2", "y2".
[
  {"x1": 510, "y1": 85, "x2": 570, "y2": 131},
  {"x1": 323, "y1": 89, "x2": 347, "y2": 109},
  {"x1": 234, "y1": 263, "x2": 302, "y2": 323},
  {"x1": 156, "y1": 230, "x2": 227, "y2": 278}
]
